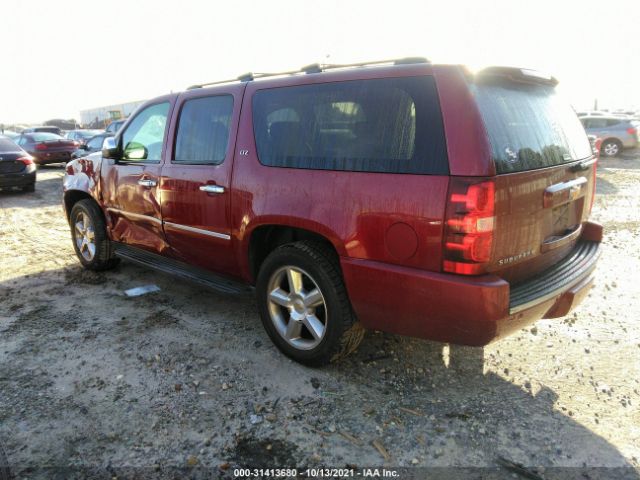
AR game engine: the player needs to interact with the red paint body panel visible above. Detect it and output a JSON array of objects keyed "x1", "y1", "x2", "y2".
[
  {"x1": 433, "y1": 67, "x2": 494, "y2": 177},
  {"x1": 232, "y1": 68, "x2": 452, "y2": 281},
  {"x1": 159, "y1": 85, "x2": 245, "y2": 277},
  {"x1": 341, "y1": 257, "x2": 509, "y2": 345},
  {"x1": 99, "y1": 94, "x2": 177, "y2": 254}
]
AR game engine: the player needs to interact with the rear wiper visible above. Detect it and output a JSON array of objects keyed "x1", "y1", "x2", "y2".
[{"x1": 570, "y1": 158, "x2": 597, "y2": 172}]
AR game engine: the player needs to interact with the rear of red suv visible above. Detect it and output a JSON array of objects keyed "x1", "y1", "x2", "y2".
[{"x1": 343, "y1": 65, "x2": 601, "y2": 346}]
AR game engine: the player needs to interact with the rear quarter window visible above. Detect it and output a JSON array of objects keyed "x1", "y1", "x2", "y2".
[{"x1": 251, "y1": 76, "x2": 448, "y2": 175}]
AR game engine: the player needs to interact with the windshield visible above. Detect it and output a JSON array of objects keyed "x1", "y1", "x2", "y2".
[{"x1": 470, "y1": 78, "x2": 592, "y2": 174}]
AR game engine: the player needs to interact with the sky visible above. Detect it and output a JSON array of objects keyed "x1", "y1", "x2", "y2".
[{"x1": 1, "y1": 0, "x2": 639, "y2": 124}]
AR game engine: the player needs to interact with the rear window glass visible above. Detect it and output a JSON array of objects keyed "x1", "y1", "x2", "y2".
[
  {"x1": 30, "y1": 133, "x2": 62, "y2": 141},
  {"x1": 470, "y1": 79, "x2": 592, "y2": 174},
  {"x1": 0, "y1": 138, "x2": 20, "y2": 152},
  {"x1": 252, "y1": 76, "x2": 448, "y2": 175}
]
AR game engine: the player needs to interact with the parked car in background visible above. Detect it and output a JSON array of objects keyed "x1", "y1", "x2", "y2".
[
  {"x1": 63, "y1": 60, "x2": 602, "y2": 365},
  {"x1": 576, "y1": 110, "x2": 606, "y2": 117},
  {"x1": 70, "y1": 132, "x2": 114, "y2": 159},
  {"x1": 580, "y1": 116, "x2": 639, "y2": 156},
  {"x1": 105, "y1": 120, "x2": 126, "y2": 134},
  {"x1": 22, "y1": 126, "x2": 63, "y2": 136},
  {"x1": 0, "y1": 130, "x2": 20, "y2": 139},
  {"x1": 66, "y1": 129, "x2": 104, "y2": 143},
  {"x1": 15, "y1": 132, "x2": 79, "y2": 165},
  {"x1": 0, "y1": 136, "x2": 36, "y2": 192}
]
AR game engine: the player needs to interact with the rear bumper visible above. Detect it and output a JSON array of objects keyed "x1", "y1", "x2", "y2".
[
  {"x1": 32, "y1": 151, "x2": 72, "y2": 164},
  {"x1": 341, "y1": 222, "x2": 602, "y2": 346},
  {"x1": 0, "y1": 171, "x2": 36, "y2": 188}
]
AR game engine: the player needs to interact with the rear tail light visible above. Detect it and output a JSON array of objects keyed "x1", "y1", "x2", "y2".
[
  {"x1": 35, "y1": 143, "x2": 48, "y2": 151},
  {"x1": 443, "y1": 178, "x2": 495, "y2": 275},
  {"x1": 627, "y1": 127, "x2": 637, "y2": 135},
  {"x1": 18, "y1": 156, "x2": 34, "y2": 165}
]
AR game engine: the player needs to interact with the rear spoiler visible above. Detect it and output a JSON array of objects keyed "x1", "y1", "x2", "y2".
[{"x1": 475, "y1": 66, "x2": 559, "y2": 87}]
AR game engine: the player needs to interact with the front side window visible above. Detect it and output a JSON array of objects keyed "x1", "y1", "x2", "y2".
[
  {"x1": 121, "y1": 102, "x2": 170, "y2": 162},
  {"x1": 173, "y1": 95, "x2": 233, "y2": 165},
  {"x1": 252, "y1": 76, "x2": 448, "y2": 175}
]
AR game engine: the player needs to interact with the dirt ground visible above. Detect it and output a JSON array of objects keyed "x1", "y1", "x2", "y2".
[{"x1": 1, "y1": 152, "x2": 639, "y2": 479}]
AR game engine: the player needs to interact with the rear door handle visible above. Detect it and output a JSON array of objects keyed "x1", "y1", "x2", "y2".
[
  {"x1": 137, "y1": 179, "x2": 157, "y2": 187},
  {"x1": 199, "y1": 185, "x2": 225, "y2": 194}
]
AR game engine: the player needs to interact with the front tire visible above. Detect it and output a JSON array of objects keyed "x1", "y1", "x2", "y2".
[
  {"x1": 69, "y1": 199, "x2": 118, "y2": 271},
  {"x1": 256, "y1": 241, "x2": 364, "y2": 366}
]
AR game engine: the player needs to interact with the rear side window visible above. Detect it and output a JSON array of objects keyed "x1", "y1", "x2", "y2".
[
  {"x1": 252, "y1": 76, "x2": 448, "y2": 174},
  {"x1": 470, "y1": 79, "x2": 592, "y2": 174},
  {"x1": 174, "y1": 95, "x2": 233, "y2": 165}
]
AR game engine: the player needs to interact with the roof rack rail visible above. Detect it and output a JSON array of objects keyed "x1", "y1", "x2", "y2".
[{"x1": 187, "y1": 57, "x2": 430, "y2": 89}]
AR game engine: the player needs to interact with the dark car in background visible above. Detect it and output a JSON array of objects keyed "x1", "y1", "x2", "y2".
[
  {"x1": 66, "y1": 129, "x2": 103, "y2": 143},
  {"x1": 15, "y1": 132, "x2": 79, "y2": 165},
  {"x1": 70, "y1": 132, "x2": 114, "y2": 159},
  {"x1": 0, "y1": 136, "x2": 36, "y2": 192},
  {"x1": 580, "y1": 116, "x2": 638, "y2": 157},
  {"x1": 22, "y1": 126, "x2": 63, "y2": 136}
]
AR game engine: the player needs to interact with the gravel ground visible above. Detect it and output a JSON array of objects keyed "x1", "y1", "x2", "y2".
[{"x1": 0, "y1": 154, "x2": 639, "y2": 479}]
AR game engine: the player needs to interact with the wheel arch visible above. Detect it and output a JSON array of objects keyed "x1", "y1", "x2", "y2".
[
  {"x1": 245, "y1": 222, "x2": 345, "y2": 284},
  {"x1": 600, "y1": 137, "x2": 622, "y2": 148},
  {"x1": 64, "y1": 190, "x2": 99, "y2": 221}
]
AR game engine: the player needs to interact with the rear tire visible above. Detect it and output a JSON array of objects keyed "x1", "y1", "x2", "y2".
[
  {"x1": 601, "y1": 139, "x2": 622, "y2": 157},
  {"x1": 69, "y1": 199, "x2": 119, "y2": 271},
  {"x1": 256, "y1": 241, "x2": 364, "y2": 366}
]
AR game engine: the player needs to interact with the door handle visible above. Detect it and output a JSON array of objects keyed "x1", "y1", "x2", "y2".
[
  {"x1": 199, "y1": 185, "x2": 225, "y2": 194},
  {"x1": 138, "y1": 179, "x2": 157, "y2": 187}
]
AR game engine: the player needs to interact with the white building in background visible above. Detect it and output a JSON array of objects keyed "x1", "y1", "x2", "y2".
[{"x1": 79, "y1": 100, "x2": 146, "y2": 128}]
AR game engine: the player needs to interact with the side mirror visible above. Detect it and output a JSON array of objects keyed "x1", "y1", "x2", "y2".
[
  {"x1": 123, "y1": 141, "x2": 148, "y2": 160},
  {"x1": 102, "y1": 137, "x2": 120, "y2": 159}
]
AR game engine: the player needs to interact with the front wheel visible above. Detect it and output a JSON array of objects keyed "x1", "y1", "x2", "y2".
[
  {"x1": 256, "y1": 241, "x2": 364, "y2": 366},
  {"x1": 69, "y1": 199, "x2": 119, "y2": 271}
]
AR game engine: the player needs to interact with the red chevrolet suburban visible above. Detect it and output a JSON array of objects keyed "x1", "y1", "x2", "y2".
[{"x1": 63, "y1": 58, "x2": 602, "y2": 365}]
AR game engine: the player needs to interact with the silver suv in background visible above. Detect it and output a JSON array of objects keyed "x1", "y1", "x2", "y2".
[{"x1": 580, "y1": 116, "x2": 638, "y2": 157}]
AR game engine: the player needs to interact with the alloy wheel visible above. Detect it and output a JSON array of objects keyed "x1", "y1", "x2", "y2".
[
  {"x1": 74, "y1": 212, "x2": 96, "y2": 261},
  {"x1": 603, "y1": 142, "x2": 619, "y2": 156},
  {"x1": 266, "y1": 266, "x2": 327, "y2": 350}
]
